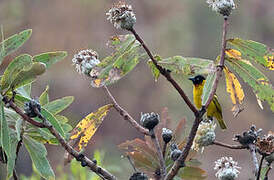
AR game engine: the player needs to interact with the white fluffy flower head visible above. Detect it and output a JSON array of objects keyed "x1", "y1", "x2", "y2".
[
  {"x1": 214, "y1": 157, "x2": 241, "y2": 180},
  {"x1": 192, "y1": 121, "x2": 216, "y2": 152},
  {"x1": 206, "y1": 0, "x2": 236, "y2": 17},
  {"x1": 72, "y1": 49, "x2": 100, "y2": 76},
  {"x1": 106, "y1": 1, "x2": 136, "y2": 30}
]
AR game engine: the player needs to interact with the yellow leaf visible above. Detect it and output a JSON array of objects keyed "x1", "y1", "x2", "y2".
[
  {"x1": 225, "y1": 49, "x2": 242, "y2": 60},
  {"x1": 70, "y1": 104, "x2": 113, "y2": 150},
  {"x1": 224, "y1": 66, "x2": 245, "y2": 117},
  {"x1": 264, "y1": 55, "x2": 274, "y2": 70}
]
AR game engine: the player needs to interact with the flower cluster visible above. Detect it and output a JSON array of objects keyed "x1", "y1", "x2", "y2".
[
  {"x1": 72, "y1": 49, "x2": 100, "y2": 76},
  {"x1": 206, "y1": 0, "x2": 236, "y2": 17},
  {"x1": 106, "y1": 1, "x2": 136, "y2": 30},
  {"x1": 192, "y1": 121, "x2": 216, "y2": 152},
  {"x1": 214, "y1": 157, "x2": 241, "y2": 180}
]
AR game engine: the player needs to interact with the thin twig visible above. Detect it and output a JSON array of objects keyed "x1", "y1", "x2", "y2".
[
  {"x1": 264, "y1": 165, "x2": 272, "y2": 180},
  {"x1": 150, "y1": 130, "x2": 166, "y2": 179},
  {"x1": 12, "y1": 170, "x2": 18, "y2": 180},
  {"x1": 103, "y1": 86, "x2": 149, "y2": 135},
  {"x1": 212, "y1": 141, "x2": 247, "y2": 149},
  {"x1": 162, "y1": 143, "x2": 167, "y2": 159},
  {"x1": 129, "y1": 28, "x2": 199, "y2": 116},
  {"x1": 3, "y1": 96, "x2": 117, "y2": 180},
  {"x1": 165, "y1": 17, "x2": 229, "y2": 180},
  {"x1": 249, "y1": 144, "x2": 259, "y2": 176},
  {"x1": 127, "y1": 155, "x2": 137, "y2": 172},
  {"x1": 257, "y1": 155, "x2": 265, "y2": 180}
]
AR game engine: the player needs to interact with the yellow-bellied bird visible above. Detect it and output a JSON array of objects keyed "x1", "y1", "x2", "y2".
[{"x1": 189, "y1": 75, "x2": 227, "y2": 129}]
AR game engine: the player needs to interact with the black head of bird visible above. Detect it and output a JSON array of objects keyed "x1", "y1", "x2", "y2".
[{"x1": 189, "y1": 75, "x2": 206, "y2": 85}]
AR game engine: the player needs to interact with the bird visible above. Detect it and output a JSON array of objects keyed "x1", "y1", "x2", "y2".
[{"x1": 189, "y1": 75, "x2": 227, "y2": 129}]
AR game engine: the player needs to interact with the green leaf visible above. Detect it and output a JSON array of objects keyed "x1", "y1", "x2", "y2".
[
  {"x1": 0, "y1": 101, "x2": 10, "y2": 157},
  {"x1": 0, "y1": 29, "x2": 32, "y2": 65},
  {"x1": 24, "y1": 136, "x2": 55, "y2": 179},
  {"x1": 158, "y1": 56, "x2": 215, "y2": 75},
  {"x1": 16, "y1": 84, "x2": 32, "y2": 98},
  {"x1": 7, "y1": 132, "x2": 18, "y2": 179},
  {"x1": 90, "y1": 34, "x2": 142, "y2": 87},
  {"x1": 33, "y1": 51, "x2": 67, "y2": 69},
  {"x1": 43, "y1": 96, "x2": 74, "y2": 115},
  {"x1": 260, "y1": 166, "x2": 270, "y2": 180},
  {"x1": 15, "y1": 118, "x2": 23, "y2": 141},
  {"x1": 178, "y1": 166, "x2": 207, "y2": 180},
  {"x1": 202, "y1": 72, "x2": 216, "y2": 106},
  {"x1": 1, "y1": 54, "x2": 32, "y2": 90},
  {"x1": 39, "y1": 85, "x2": 49, "y2": 106},
  {"x1": 8, "y1": 62, "x2": 46, "y2": 92},
  {"x1": 227, "y1": 57, "x2": 274, "y2": 111},
  {"x1": 147, "y1": 55, "x2": 161, "y2": 82},
  {"x1": 227, "y1": 38, "x2": 274, "y2": 69},
  {"x1": 36, "y1": 108, "x2": 65, "y2": 137}
]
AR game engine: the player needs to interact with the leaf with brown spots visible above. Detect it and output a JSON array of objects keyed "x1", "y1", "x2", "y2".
[{"x1": 64, "y1": 104, "x2": 113, "y2": 164}]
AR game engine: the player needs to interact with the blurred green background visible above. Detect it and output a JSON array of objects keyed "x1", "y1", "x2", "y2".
[{"x1": 0, "y1": 0, "x2": 273, "y2": 179}]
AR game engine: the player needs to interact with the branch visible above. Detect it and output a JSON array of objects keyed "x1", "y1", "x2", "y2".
[
  {"x1": 257, "y1": 155, "x2": 265, "y2": 180},
  {"x1": 150, "y1": 130, "x2": 166, "y2": 179},
  {"x1": 165, "y1": 17, "x2": 229, "y2": 180},
  {"x1": 162, "y1": 142, "x2": 167, "y2": 159},
  {"x1": 164, "y1": 114, "x2": 204, "y2": 180},
  {"x1": 249, "y1": 144, "x2": 259, "y2": 176},
  {"x1": 212, "y1": 141, "x2": 247, "y2": 149},
  {"x1": 129, "y1": 28, "x2": 199, "y2": 116},
  {"x1": 103, "y1": 86, "x2": 149, "y2": 135},
  {"x1": 204, "y1": 17, "x2": 229, "y2": 109},
  {"x1": 3, "y1": 96, "x2": 117, "y2": 180}
]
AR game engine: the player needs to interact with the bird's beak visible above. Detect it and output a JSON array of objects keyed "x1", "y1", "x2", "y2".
[{"x1": 188, "y1": 77, "x2": 195, "y2": 82}]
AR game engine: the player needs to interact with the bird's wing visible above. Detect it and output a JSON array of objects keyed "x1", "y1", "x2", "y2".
[{"x1": 212, "y1": 95, "x2": 223, "y2": 118}]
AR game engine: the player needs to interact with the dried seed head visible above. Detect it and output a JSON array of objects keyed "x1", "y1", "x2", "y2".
[
  {"x1": 129, "y1": 172, "x2": 148, "y2": 180},
  {"x1": 162, "y1": 128, "x2": 173, "y2": 143},
  {"x1": 256, "y1": 131, "x2": 274, "y2": 156},
  {"x1": 206, "y1": 0, "x2": 236, "y2": 17},
  {"x1": 140, "y1": 112, "x2": 160, "y2": 130},
  {"x1": 24, "y1": 99, "x2": 41, "y2": 118},
  {"x1": 234, "y1": 125, "x2": 262, "y2": 146},
  {"x1": 192, "y1": 121, "x2": 216, "y2": 152},
  {"x1": 106, "y1": 1, "x2": 136, "y2": 30},
  {"x1": 72, "y1": 49, "x2": 100, "y2": 76},
  {"x1": 214, "y1": 157, "x2": 241, "y2": 180}
]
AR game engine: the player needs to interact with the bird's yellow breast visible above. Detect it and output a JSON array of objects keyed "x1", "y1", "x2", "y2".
[{"x1": 193, "y1": 81, "x2": 205, "y2": 109}]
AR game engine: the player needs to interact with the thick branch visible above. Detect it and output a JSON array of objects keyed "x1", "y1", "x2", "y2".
[
  {"x1": 3, "y1": 97, "x2": 116, "y2": 180},
  {"x1": 212, "y1": 141, "x2": 247, "y2": 149},
  {"x1": 103, "y1": 86, "x2": 149, "y2": 135},
  {"x1": 130, "y1": 28, "x2": 198, "y2": 116},
  {"x1": 150, "y1": 130, "x2": 166, "y2": 179},
  {"x1": 165, "y1": 17, "x2": 229, "y2": 180}
]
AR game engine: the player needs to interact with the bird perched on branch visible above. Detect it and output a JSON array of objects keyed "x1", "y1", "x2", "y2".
[{"x1": 189, "y1": 75, "x2": 227, "y2": 129}]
